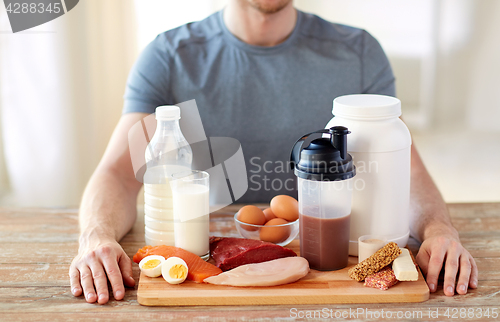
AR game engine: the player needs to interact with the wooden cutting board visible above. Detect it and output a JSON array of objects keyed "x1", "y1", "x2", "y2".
[{"x1": 137, "y1": 240, "x2": 429, "y2": 306}]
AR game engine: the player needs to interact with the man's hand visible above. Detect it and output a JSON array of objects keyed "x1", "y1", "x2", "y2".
[
  {"x1": 416, "y1": 236, "x2": 478, "y2": 296},
  {"x1": 69, "y1": 238, "x2": 135, "y2": 304},
  {"x1": 69, "y1": 113, "x2": 146, "y2": 304}
]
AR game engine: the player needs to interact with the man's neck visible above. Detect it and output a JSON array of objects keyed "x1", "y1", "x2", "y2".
[{"x1": 223, "y1": 1, "x2": 297, "y2": 47}]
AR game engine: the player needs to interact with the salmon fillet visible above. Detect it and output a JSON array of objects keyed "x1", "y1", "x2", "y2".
[{"x1": 133, "y1": 245, "x2": 222, "y2": 283}]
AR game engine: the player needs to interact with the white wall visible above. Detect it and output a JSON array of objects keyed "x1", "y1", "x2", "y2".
[
  {"x1": 0, "y1": 0, "x2": 138, "y2": 206},
  {"x1": 134, "y1": 0, "x2": 228, "y2": 51}
]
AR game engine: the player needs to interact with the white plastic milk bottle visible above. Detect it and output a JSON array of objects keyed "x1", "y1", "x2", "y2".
[
  {"x1": 143, "y1": 106, "x2": 192, "y2": 246},
  {"x1": 325, "y1": 94, "x2": 412, "y2": 256}
]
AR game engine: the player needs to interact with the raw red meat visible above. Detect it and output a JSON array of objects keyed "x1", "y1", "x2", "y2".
[{"x1": 209, "y1": 237, "x2": 297, "y2": 271}]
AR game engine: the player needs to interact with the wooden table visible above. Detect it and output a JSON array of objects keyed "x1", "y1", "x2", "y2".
[{"x1": 0, "y1": 203, "x2": 499, "y2": 321}]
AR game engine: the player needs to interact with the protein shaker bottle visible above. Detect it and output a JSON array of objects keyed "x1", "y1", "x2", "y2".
[{"x1": 290, "y1": 126, "x2": 356, "y2": 270}]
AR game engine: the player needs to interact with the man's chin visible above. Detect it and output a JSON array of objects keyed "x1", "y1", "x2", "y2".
[{"x1": 246, "y1": 0, "x2": 293, "y2": 14}]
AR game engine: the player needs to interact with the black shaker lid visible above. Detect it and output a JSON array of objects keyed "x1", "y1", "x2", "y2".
[{"x1": 290, "y1": 126, "x2": 356, "y2": 181}]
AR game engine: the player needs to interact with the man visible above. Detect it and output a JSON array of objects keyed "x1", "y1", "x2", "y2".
[{"x1": 69, "y1": 0, "x2": 477, "y2": 304}]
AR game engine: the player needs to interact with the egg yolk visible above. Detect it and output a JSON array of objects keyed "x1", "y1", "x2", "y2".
[
  {"x1": 169, "y1": 264, "x2": 187, "y2": 279},
  {"x1": 143, "y1": 259, "x2": 161, "y2": 270}
]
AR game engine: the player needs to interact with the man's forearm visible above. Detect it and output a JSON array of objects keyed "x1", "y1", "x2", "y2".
[
  {"x1": 79, "y1": 168, "x2": 141, "y2": 245},
  {"x1": 410, "y1": 144, "x2": 478, "y2": 295},
  {"x1": 409, "y1": 144, "x2": 459, "y2": 242},
  {"x1": 70, "y1": 113, "x2": 148, "y2": 304}
]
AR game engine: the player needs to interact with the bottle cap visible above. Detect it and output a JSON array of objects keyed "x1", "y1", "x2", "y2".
[
  {"x1": 290, "y1": 127, "x2": 356, "y2": 181},
  {"x1": 155, "y1": 105, "x2": 181, "y2": 120},
  {"x1": 333, "y1": 94, "x2": 401, "y2": 119}
]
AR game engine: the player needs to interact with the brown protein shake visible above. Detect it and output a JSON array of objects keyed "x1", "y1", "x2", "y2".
[{"x1": 300, "y1": 212, "x2": 351, "y2": 271}]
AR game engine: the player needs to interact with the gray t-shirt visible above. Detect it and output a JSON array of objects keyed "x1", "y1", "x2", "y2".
[{"x1": 123, "y1": 10, "x2": 395, "y2": 203}]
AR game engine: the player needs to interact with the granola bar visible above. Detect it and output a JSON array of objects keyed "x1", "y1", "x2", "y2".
[
  {"x1": 348, "y1": 242, "x2": 401, "y2": 281},
  {"x1": 364, "y1": 266, "x2": 398, "y2": 290}
]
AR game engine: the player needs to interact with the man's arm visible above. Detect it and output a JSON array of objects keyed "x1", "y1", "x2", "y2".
[
  {"x1": 69, "y1": 113, "x2": 148, "y2": 304},
  {"x1": 410, "y1": 144, "x2": 478, "y2": 296}
]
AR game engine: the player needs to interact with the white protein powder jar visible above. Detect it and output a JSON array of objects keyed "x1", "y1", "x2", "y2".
[{"x1": 326, "y1": 94, "x2": 412, "y2": 256}]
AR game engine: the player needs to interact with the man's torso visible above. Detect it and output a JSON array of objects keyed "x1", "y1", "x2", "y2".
[{"x1": 124, "y1": 10, "x2": 395, "y2": 202}]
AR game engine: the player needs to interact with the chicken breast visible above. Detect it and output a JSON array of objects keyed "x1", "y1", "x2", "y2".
[{"x1": 203, "y1": 257, "x2": 309, "y2": 287}]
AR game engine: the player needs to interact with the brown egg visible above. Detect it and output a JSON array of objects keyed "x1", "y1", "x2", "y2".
[
  {"x1": 270, "y1": 195, "x2": 299, "y2": 222},
  {"x1": 263, "y1": 207, "x2": 277, "y2": 222},
  {"x1": 237, "y1": 205, "x2": 266, "y2": 231},
  {"x1": 259, "y1": 218, "x2": 291, "y2": 243}
]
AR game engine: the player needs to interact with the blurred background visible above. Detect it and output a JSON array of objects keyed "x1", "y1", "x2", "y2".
[{"x1": 0, "y1": 0, "x2": 499, "y2": 207}]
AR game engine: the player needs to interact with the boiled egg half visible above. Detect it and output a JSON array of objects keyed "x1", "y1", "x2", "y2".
[
  {"x1": 139, "y1": 255, "x2": 165, "y2": 278},
  {"x1": 162, "y1": 256, "x2": 188, "y2": 284}
]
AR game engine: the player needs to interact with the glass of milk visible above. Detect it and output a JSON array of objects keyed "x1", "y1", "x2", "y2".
[{"x1": 170, "y1": 170, "x2": 210, "y2": 261}]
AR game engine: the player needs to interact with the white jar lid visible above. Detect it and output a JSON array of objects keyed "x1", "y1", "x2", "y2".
[
  {"x1": 155, "y1": 105, "x2": 180, "y2": 120},
  {"x1": 333, "y1": 94, "x2": 401, "y2": 118}
]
